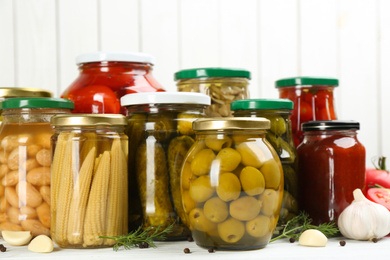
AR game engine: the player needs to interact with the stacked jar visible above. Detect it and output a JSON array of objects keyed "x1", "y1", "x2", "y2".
[
  {"x1": 180, "y1": 117, "x2": 283, "y2": 250},
  {"x1": 231, "y1": 99, "x2": 298, "y2": 228},
  {"x1": 50, "y1": 114, "x2": 128, "y2": 248},
  {"x1": 120, "y1": 92, "x2": 211, "y2": 240},
  {"x1": 275, "y1": 77, "x2": 338, "y2": 147},
  {"x1": 0, "y1": 98, "x2": 74, "y2": 236},
  {"x1": 61, "y1": 52, "x2": 165, "y2": 115},
  {"x1": 175, "y1": 68, "x2": 250, "y2": 117}
]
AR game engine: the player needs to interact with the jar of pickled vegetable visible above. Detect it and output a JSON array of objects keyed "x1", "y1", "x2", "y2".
[
  {"x1": 297, "y1": 120, "x2": 365, "y2": 225},
  {"x1": 231, "y1": 99, "x2": 298, "y2": 228},
  {"x1": 175, "y1": 68, "x2": 250, "y2": 117},
  {"x1": 61, "y1": 51, "x2": 165, "y2": 115},
  {"x1": 0, "y1": 98, "x2": 74, "y2": 236},
  {"x1": 120, "y1": 92, "x2": 211, "y2": 240},
  {"x1": 50, "y1": 114, "x2": 128, "y2": 248},
  {"x1": 181, "y1": 117, "x2": 283, "y2": 250},
  {"x1": 275, "y1": 77, "x2": 338, "y2": 147}
]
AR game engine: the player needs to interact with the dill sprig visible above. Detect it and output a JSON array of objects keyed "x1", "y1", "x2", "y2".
[
  {"x1": 100, "y1": 223, "x2": 174, "y2": 251},
  {"x1": 270, "y1": 212, "x2": 339, "y2": 243}
]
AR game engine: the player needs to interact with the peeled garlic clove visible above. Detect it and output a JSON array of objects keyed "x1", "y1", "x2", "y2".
[
  {"x1": 28, "y1": 235, "x2": 54, "y2": 253},
  {"x1": 2, "y1": 230, "x2": 32, "y2": 246},
  {"x1": 299, "y1": 229, "x2": 328, "y2": 247}
]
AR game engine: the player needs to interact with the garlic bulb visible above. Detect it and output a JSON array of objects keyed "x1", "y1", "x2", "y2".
[{"x1": 338, "y1": 188, "x2": 390, "y2": 241}]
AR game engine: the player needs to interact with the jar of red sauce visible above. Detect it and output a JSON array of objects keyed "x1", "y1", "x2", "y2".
[
  {"x1": 297, "y1": 120, "x2": 365, "y2": 225},
  {"x1": 275, "y1": 77, "x2": 338, "y2": 147},
  {"x1": 61, "y1": 52, "x2": 165, "y2": 115}
]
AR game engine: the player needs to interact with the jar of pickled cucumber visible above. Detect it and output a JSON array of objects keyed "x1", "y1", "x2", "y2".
[
  {"x1": 275, "y1": 77, "x2": 338, "y2": 147},
  {"x1": 231, "y1": 99, "x2": 298, "y2": 229},
  {"x1": 120, "y1": 92, "x2": 211, "y2": 240},
  {"x1": 0, "y1": 98, "x2": 74, "y2": 236},
  {"x1": 175, "y1": 68, "x2": 250, "y2": 117},
  {"x1": 50, "y1": 114, "x2": 128, "y2": 248},
  {"x1": 181, "y1": 117, "x2": 283, "y2": 250}
]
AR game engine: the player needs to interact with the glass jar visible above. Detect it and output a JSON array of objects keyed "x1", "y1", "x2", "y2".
[
  {"x1": 0, "y1": 98, "x2": 74, "y2": 236},
  {"x1": 275, "y1": 77, "x2": 338, "y2": 147},
  {"x1": 297, "y1": 120, "x2": 365, "y2": 225},
  {"x1": 181, "y1": 117, "x2": 283, "y2": 250},
  {"x1": 231, "y1": 99, "x2": 298, "y2": 228},
  {"x1": 61, "y1": 51, "x2": 165, "y2": 115},
  {"x1": 120, "y1": 92, "x2": 211, "y2": 240},
  {"x1": 175, "y1": 68, "x2": 250, "y2": 117},
  {"x1": 50, "y1": 114, "x2": 128, "y2": 248}
]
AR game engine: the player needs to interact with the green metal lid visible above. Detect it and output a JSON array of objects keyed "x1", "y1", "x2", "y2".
[
  {"x1": 231, "y1": 99, "x2": 293, "y2": 110},
  {"x1": 2, "y1": 98, "x2": 74, "y2": 110},
  {"x1": 174, "y1": 68, "x2": 251, "y2": 80},
  {"x1": 275, "y1": 77, "x2": 339, "y2": 88}
]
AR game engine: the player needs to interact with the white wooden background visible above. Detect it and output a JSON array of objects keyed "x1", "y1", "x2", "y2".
[{"x1": 0, "y1": 0, "x2": 389, "y2": 166}]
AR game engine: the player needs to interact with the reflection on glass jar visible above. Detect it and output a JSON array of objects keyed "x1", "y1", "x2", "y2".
[
  {"x1": 0, "y1": 98, "x2": 73, "y2": 236},
  {"x1": 175, "y1": 68, "x2": 250, "y2": 117},
  {"x1": 231, "y1": 99, "x2": 298, "y2": 231},
  {"x1": 275, "y1": 77, "x2": 338, "y2": 147},
  {"x1": 121, "y1": 92, "x2": 211, "y2": 240},
  {"x1": 297, "y1": 120, "x2": 365, "y2": 225},
  {"x1": 181, "y1": 117, "x2": 283, "y2": 250}
]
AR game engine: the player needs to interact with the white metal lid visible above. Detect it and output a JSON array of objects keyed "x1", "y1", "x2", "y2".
[
  {"x1": 121, "y1": 92, "x2": 211, "y2": 106},
  {"x1": 76, "y1": 51, "x2": 156, "y2": 65}
]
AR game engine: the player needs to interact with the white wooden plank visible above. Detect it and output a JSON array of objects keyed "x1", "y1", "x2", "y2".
[
  {"x1": 0, "y1": 0, "x2": 15, "y2": 87},
  {"x1": 258, "y1": 0, "x2": 299, "y2": 99},
  {"x1": 180, "y1": 0, "x2": 220, "y2": 69},
  {"x1": 300, "y1": 0, "x2": 338, "y2": 77},
  {"x1": 14, "y1": 0, "x2": 57, "y2": 95},
  {"x1": 379, "y1": 0, "x2": 390, "y2": 158},
  {"x1": 338, "y1": 0, "x2": 379, "y2": 166},
  {"x1": 140, "y1": 0, "x2": 179, "y2": 92},
  {"x1": 219, "y1": 0, "x2": 259, "y2": 98},
  {"x1": 57, "y1": 0, "x2": 99, "y2": 96},
  {"x1": 99, "y1": 0, "x2": 139, "y2": 52}
]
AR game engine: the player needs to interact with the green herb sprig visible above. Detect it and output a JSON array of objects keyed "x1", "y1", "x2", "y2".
[
  {"x1": 270, "y1": 212, "x2": 339, "y2": 243},
  {"x1": 100, "y1": 223, "x2": 174, "y2": 251}
]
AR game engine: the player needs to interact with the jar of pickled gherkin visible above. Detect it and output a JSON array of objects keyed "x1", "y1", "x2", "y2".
[
  {"x1": 50, "y1": 114, "x2": 128, "y2": 248},
  {"x1": 0, "y1": 98, "x2": 74, "y2": 236},
  {"x1": 275, "y1": 77, "x2": 338, "y2": 147},
  {"x1": 175, "y1": 68, "x2": 250, "y2": 117},
  {"x1": 120, "y1": 92, "x2": 211, "y2": 240},
  {"x1": 181, "y1": 117, "x2": 283, "y2": 250},
  {"x1": 231, "y1": 99, "x2": 298, "y2": 229}
]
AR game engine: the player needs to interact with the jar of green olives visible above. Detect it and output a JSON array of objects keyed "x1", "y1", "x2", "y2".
[
  {"x1": 231, "y1": 99, "x2": 298, "y2": 230},
  {"x1": 174, "y1": 68, "x2": 250, "y2": 117},
  {"x1": 120, "y1": 92, "x2": 211, "y2": 240},
  {"x1": 181, "y1": 117, "x2": 283, "y2": 250}
]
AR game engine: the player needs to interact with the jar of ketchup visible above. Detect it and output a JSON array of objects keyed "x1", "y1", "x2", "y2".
[
  {"x1": 61, "y1": 52, "x2": 165, "y2": 115},
  {"x1": 297, "y1": 120, "x2": 365, "y2": 225},
  {"x1": 275, "y1": 77, "x2": 338, "y2": 147}
]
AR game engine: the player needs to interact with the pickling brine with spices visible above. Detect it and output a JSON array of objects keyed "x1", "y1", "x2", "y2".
[{"x1": 50, "y1": 114, "x2": 128, "y2": 248}]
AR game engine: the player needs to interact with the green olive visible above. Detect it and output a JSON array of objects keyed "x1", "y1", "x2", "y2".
[
  {"x1": 189, "y1": 175, "x2": 215, "y2": 203},
  {"x1": 235, "y1": 142, "x2": 266, "y2": 168},
  {"x1": 181, "y1": 162, "x2": 193, "y2": 190},
  {"x1": 229, "y1": 196, "x2": 261, "y2": 221},
  {"x1": 246, "y1": 215, "x2": 272, "y2": 238},
  {"x1": 203, "y1": 197, "x2": 229, "y2": 223},
  {"x1": 189, "y1": 208, "x2": 216, "y2": 232},
  {"x1": 190, "y1": 149, "x2": 216, "y2": 176},
  {"x1": 259, "y1": 189, "x2": 280, "y2": 216},
  {"x1": 205, "y1": 135, "x2": 232, "y2": 152},
  {"x1": 182, "y1": 190, "x2": 196, "y2": 213},
  {"x1": 216, "y1": 147, "x2": 241, "y2": 172},
  {"x1": 217, "y1": 217, "x2": 245, "y2": 243},
  {"x1": 216, "y1": 172, "x2": 241, "y2": 202},
  {"x1": 260, "y1": 159, "x2": 282, "y2": 189},
  {"x1": 240, "y1": 166, "x2": 265, "y2": 196}
]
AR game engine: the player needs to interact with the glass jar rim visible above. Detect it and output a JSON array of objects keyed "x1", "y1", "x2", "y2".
[
  {"x1": 193, "y1": 117, "x2": 270, "y2": 131},
  {"x1": 76, "y1": 51, "x2": 155, "y2": 65}
]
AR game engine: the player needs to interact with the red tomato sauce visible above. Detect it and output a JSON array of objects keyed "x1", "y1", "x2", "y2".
[{"x1": 297, "y1": 124, "x2": 365, "y2": 225}]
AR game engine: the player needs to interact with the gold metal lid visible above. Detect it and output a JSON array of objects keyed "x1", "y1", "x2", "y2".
[
  {"x1": 51, "y1": 114, "x2": 127, "y2": 126},
  {"x1": 193, "y1": 117, "x2": 270, "y2": 131},
  {"x1": 0, "y1": 87, "x2": 53, "y2": 98}
]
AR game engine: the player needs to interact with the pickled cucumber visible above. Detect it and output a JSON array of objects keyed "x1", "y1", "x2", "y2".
[
  {"x1": 177, "y1": 113, "x2": 198, "y2": 135},
  {"x1": 135, "y1": 139, "x2": 174, "y2": 228},
  {"x1": 268, "y1": 115, "x2": 287, "y2": 136},
  {"x1": 147, "y1": 112, "x2": 176, "y2": 142},
  {"x1": 168, "y1": 135, "x2": 195, "y2": 226}
]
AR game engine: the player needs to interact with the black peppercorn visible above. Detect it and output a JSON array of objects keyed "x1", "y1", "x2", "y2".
[
  {"x1": 289, "y1": 237, "x2": 296, "y2": 243},
  {"x1": 339, "y1": 240, "x2": 346, "y2": 246},
  {"x1": 208, "y1": 248, "x2": 215, "y2": 253},
  {"x1": 0, "y1": 247, "x2": 6, "y2": 252},
  {"x1": 184, "y1": 248, "x2": 191, "y2": 254},
  {"x1": 187, "y1": 236, "x2": 194, "y2": 242},
  {"x1": 372, "y1": 238, "x2": 379, "y2": 243}
]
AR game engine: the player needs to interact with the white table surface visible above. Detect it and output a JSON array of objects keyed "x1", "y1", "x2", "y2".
[{"x1": 1, "y1": 236, "x2": 388, "y2": 260}]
